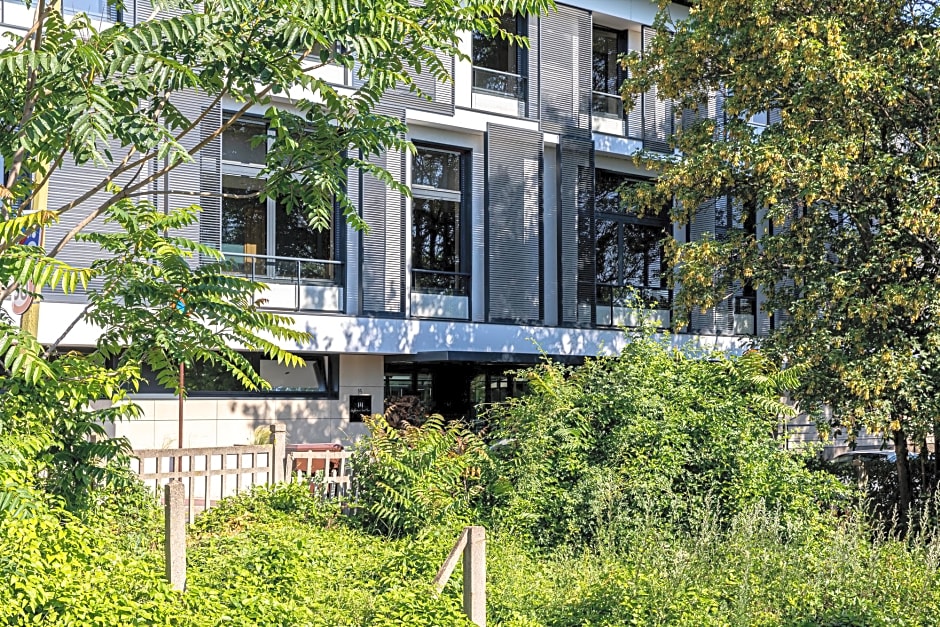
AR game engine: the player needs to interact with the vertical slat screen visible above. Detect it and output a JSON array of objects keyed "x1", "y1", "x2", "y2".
[
  {"x1": 539, "y1": 5, "x2": 591, "y2": 137},
  {"x1": 524, "y1": 16, "x2": 540, "y2": 120},
  {"x1": 485, "y1": 124, "x2": 542, "y2": 322},
  {"x1": 360, "y1": 108, "x2": 406, "y2": 314},
  {"x1": 641, "y1": 25, "x2": 673, "y2": 153},
  {"x1": 558, "y1": 136, "x2": 594, "y2": 326},
  {"x1": 198, "y1": 100, "x2": 222, "y2": 260}
]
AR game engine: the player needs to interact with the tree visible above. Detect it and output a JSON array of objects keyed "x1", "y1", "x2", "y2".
[
  {"x1": 622, "y1": 0, "x2": 940, "y2": 524},
  {"x1": 0, "y1": 0, "x2": 551, "y2": 512}
]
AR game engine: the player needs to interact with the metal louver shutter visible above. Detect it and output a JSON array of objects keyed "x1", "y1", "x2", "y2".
[
  {"x1": 689, "y1": 197, "x2": 717, "y2": 333},
  {"x1": 641, "y1": 25, "x2": 673, "y2": 153},
  {"x1": 382, "y1": 51, "x2": 455, "y2": 116},
  {"x1": 361, "y1": 110, "x2": 406, "y2": 315},
  {"x1": 163, "y1": 91, "x2": 203, "y2": 264},
  {"x1": 344, "y1": 154, "x2": 361, "y2": 315},
  {"x1": 539, "y1": 5, "x2": 591, "y2": 137},
  {"x1": 485, "y1": 123, "x2": 542, "y2": 322},
  {"x1": 198, "y1": 100, "x2": 222, "y2": 260},
  {"x1": 558, "y1": 136, "x2": 594, "y2": 326},
  {"x1": 524, "y1": 16, "x2": 539, "y2": 120}
]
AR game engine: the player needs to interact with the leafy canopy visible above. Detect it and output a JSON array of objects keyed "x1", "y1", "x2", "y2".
[
  {"x1": 0, "y1": 0, "x2": 551, "y2": 513},
  {"x1": 622, "y1": 1, "x2": 940, "y2": 462}
]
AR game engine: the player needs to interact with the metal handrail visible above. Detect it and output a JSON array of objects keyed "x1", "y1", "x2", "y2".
[
  {"x1": 471, "y1": 66, "x2": 525, "y2": 80},
  {"x1": 471, "y1": 66, "x2": 526, "y2": 98},
  {"x1": 412, "y1": 268, "x2": 470, "y2": 278},
  {"x1": 222, "y1": 251, "x2": 345, "y2": 312},
  {"x1": 224, "y1": 251, "x2": 342, "y2": 267}
]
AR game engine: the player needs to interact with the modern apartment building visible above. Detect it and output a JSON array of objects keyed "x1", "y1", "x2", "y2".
[{"x1": 3, "y1": 0, "x2": 763, "y2": 448}]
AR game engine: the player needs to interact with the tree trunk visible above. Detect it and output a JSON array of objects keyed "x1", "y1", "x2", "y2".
[{"x1": 894, "y1": 429, "x2": 912, "y2": 533}]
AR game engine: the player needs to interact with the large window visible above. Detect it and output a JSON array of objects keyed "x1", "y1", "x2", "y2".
[
  {"x1": 594, "y1": 170, "x2": 671, "y2": 325},
  {"x1": 471, "y1": 13, "x2": 527, "y2": 98},
  {"x1": 221, "y1": 117, "x2": 336, "y2": 282},
  {"x1": 133, "y1": 353, "x2": 339, "y2": 398},
  {"x1": 592, "y1": 27, "x2": 625, "y2": 118},
  {"x1": 411, "y1": 147, "x2": 468, "y2": 297}
]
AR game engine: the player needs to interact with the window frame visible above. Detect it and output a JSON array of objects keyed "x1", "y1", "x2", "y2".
[
  {"x1": 220, "y1": 114, "x2": 340, "y2": 285},
  {"x1": 470, "y1": 13, "x2": 528, "y2": 100},
  {"x1": 593, "y1": 170, "x2": 672, "y2": 317},
  {"x1": 129, "y1": 353, "x2": 341, "y2": 399},
  {"x1": 409, "y1": 144, "x2": 471, "y2": 299},
  {"x1": 591, "y1": 26, "x2": 628, "y2": 120}
]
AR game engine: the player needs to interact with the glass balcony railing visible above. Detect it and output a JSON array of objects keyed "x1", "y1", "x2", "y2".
[
  {"x1": 224, "y1": 252, "x2": 341, "y2": 283},
  {"x1": 595, "y1": 284, "x2": 672, "y2": 328},
  {"x1": 412, "y1": 269, "x2": 470, "y2": 297},
  {"x1": 592, "y1": 91, "x2": 623, "y2": 119},
  {"x1": 472, "y1": 67, "x2": 526, "y2": 99}
]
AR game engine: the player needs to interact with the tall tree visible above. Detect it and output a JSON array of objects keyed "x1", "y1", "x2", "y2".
[
  {"x1": 0, "y1": 0, "x2": 550, "y2": 512},
  {"x1": 623, "y1": 0, "x2": 940, "y2": 522}
]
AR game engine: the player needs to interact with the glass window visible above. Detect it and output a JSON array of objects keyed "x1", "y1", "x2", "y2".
[
  {"x1": 222, "y1": 119, "x2": 267, "y2": 164},
  {"x1": 133, "y1": 354, "x2": 337, "y2": 397},
  {"x1": 592, "y1": 29, "x2": 620, "y2": 95},
  {"x1": 413, "y1": 198, "x2": 460, "y2": 273},
  {"x1": 220, "y1": 115, "x2": 337, "y2": 283},
  {"x1": 221, "y1": 175, "x2": 267, "y2": 272},
  {"x1": 413, "y1": 150, "x2": 461, "y2": 191},
  {"x1": 471, "y1": 13, "x2": 526, "y2": 98},
  {"x1": 411, "y1": 147, "x2": 467, "y2": 296},
  {"x1": 61, "y1": 0, "x2": 119, "y2": 20},
  {"x1": 594, "y1": 170, "x2": 671, "y2": 314},
  {"x1": 592, "y1": 28, "x2": 624, "y2": 118}
]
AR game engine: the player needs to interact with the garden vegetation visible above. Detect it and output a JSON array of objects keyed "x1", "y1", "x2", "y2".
[{"x1": 3, "y1": 331, "x2": 940, "y2": 625}]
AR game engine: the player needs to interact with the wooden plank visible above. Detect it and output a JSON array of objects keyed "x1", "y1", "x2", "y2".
[{"x1": 433, "y1": 528, "x2": 469, "y2": 594}]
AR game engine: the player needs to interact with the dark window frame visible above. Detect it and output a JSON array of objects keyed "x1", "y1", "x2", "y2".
[
  {"x1": 131, "y1": 353, "x2": 341, "y2": 399},
  {"x1": 591, "y1": 26, "x2": 629, "y2": 119},
  {"x1": 220, "y1": 114, "x2": 342, "y2": 285},
  {"x1": 471, "y1": 13, "x2": 528, "y2": 99},
  {"x1": 410, "y1": 144, "x2": 472, "y2": 298},
  {"x1": 594, "y1": 170, "x2": 672, "y2": 314}
]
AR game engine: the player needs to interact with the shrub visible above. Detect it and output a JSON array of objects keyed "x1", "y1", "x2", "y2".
[
  {"x1": 485, "y1": 331, "x2": 846, "y2": 548},
  {"x1": 352, "y1": 414, "x2": 490, "y2": 536}
]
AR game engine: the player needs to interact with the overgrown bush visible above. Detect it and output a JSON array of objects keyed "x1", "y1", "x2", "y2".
[
  {"x1": 486, "y1": 505, "x2": 940, "y2": 626},
  {"x1": 352, "y1": 414, "x2": 490, "y2": 536},
  {"x1": 485, "y1": 331, "x2": 847, "y2": 548}
]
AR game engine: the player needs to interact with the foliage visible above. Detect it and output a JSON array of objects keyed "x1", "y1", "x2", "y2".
[
  {"x1": 0, "y1": 506, "x2": 183, "y2": 625},
  {"x1": 191, "y1": 480, "x2": 340, "y2": 535},
  {"x1": 0, "y1": 202, "x2": 306, "y2": 512},
  {"x1": 484, "y1": 330, "x2": 845, "y2": 548},
  {"x1": 6, "y1": 479, "x2": 939, "y2": 626},
  {"x1": 486, "y1": 506, "x2": 940, "y2": 627},
  {"x1": 0, "y1": 0, "x2": 551, "y2": 515},
  {"x1": 353, "y1": 413, "x2": 490, "y2": 536},
  {"x1": 622, "y1": 0, "x2": 940, "y2": 517}
]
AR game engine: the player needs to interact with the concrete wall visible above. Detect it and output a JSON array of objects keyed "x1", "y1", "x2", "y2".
[{"x1": 113, "y1": 354, "x2": 383, "y2": 449}]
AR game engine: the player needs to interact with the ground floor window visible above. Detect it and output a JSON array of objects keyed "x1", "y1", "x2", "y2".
[{"x1": 132, "y1": 353, "x2": 339, "y2": 398}]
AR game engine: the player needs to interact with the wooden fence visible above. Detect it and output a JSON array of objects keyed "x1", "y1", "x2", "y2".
[{"x1": 131, "y1": 423, "x2": 354, "y2": 518}]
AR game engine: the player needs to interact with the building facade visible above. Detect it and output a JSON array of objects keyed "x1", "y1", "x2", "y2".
[{"x1": 3, "y1": 0, "x2": 764, "y2": 448}]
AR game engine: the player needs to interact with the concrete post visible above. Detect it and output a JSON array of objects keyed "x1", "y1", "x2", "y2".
[
  {"x1": 270, "y1": 422, "x2": 287, "y2": 484},
  {"x1": 164, "y1": 480, "x2": 186, "y2": 591},
  {"x1": 462, "y1": 525, "x2": 486, "y2": 626}
]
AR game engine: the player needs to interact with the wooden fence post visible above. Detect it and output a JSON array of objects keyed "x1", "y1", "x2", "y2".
[
  {"x1": 164, "y1": 480, "x2": 186, "y2": 591},
  {"x1": 270, "y1": 422, "x2": 287, "y2": 484},
  {"x1": 463, "y1": 525, "x2": 486, "y2": 626}
]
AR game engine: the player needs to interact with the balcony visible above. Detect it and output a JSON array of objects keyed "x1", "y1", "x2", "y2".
[
  {"x1": 596, "y1": 284, "x2": 672, "y2": 329},
  {"x1": 223, "y1": 252, "x2": 344, "y2": 313},
  {"x1": 411, "y1": 269, "x2": 470, "y2": 320},
  {"x1": 471, "y1": 67, "x2": 526, "y2": 116}
]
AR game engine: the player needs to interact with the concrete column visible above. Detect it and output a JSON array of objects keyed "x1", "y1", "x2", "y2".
[
  {"x1": 270, "y1": 422, "x2": 287, "y2": 484},
  {"x1": 462, "y1": 525, "x2": 486, "y2": 626},
  {"x1": 164, "y1": 480, "x2": 186, "y2": 591}
]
